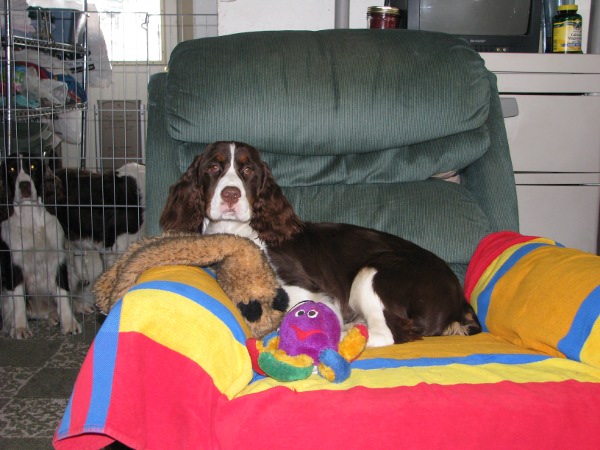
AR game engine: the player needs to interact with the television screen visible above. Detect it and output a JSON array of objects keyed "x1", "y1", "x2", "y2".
[{"x1": 419, "y1": 0, "x2": 532, "y2": 36}]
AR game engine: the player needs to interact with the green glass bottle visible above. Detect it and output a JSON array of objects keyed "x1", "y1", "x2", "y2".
[{"x1": 553, "y1": 4, "x2": 583, "y2": 53}]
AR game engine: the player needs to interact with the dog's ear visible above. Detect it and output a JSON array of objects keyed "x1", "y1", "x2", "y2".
[
  {"x1": 159, "y1": 154, "x2": 206, "y2": 233},
  {"x1": 251, "y1": 162, "x2": 303, "y2": 246}
]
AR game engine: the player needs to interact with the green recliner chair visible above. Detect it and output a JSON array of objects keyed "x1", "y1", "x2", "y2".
[
  {"x1": 57, "y1": 30, "x2": 600, "y2": 450},
  {"x1": 145, "y1": 29, "x2": 518, "y2": 282}
]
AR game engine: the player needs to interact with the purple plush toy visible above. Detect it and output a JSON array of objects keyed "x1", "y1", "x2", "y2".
[
  {"x1": 279, "y1": 301, "x2": 342, "y2": 360},
  {"x1": 247, "y1": 300, "x2": 369, "y2": 383}
]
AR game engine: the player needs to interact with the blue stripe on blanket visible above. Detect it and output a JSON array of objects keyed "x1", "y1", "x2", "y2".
[
  {"x1": 558, "y1": 284, "x2": 600, "y2": 362},
  {"x1": 56, "y1": 384, "x2": 73, "y2": 437},
  {"x1": 476, "y1": 243, "x2": 553, "y2": 331},
  {"x1": 202, "y1": 267, "x2": 217, "y2": 279},
  {"x1": 56, "y1": 302, "x2": 122, "y2": 437},
  {"x1": 57, "y1": 384, "x2": 74, "y2": 436},
  {"x1": 351, "y1": 353, "x2": 550, "y2": 370},
  {"x1": 84, "y1": 300, "x2": 122, "y2": 431},
  {"x1": 128, "y1": 280, "x2": 247, "y2": 345}
]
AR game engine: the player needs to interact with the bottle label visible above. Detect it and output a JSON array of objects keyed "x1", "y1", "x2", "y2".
[{"x1": 553, "y1": 19, "x2": 583, "y2": 52}]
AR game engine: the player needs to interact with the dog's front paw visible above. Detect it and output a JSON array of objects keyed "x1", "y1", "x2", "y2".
[
  {"x1": 74, "y1": 297, "x2": 96, "y2": 315},
  {"x1": 366, "y1": 325, "x2": 394, "y2": 348},
  {"x1": 47, "y1": 310, "x2": 59, "y2": 326},
  {"x1": 11, "y1": 326, "x2": 33, "y2": 339},
  {"x1": 61, "y1": 318, "x2": 82, "y2": 335}
]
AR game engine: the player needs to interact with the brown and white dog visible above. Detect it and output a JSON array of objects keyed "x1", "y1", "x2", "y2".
[{"x1": 159, "y1": 141, "x2": 481, "y2": 347}]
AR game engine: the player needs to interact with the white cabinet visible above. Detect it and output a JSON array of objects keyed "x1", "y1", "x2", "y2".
[
  {"x1": 483, "y1": 53, "x2": 600, "y2": 255},
  {"x1": 504, "y1": 95, "x2": 600, "y2": 172}
]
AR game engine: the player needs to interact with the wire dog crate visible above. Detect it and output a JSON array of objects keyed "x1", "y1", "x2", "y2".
[{"x1": 1, "y1": 4, "x2": 217, "y2": 339}]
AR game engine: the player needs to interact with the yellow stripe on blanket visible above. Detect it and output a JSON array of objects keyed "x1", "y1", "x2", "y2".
[
  {"x1": 137, "y1": 265, "x2": 253, "y2": 338},
  {"x1": 120, "y1": 266, "x2": 253, "y2": 399},
  {"x1": 359, "y1": 333, "x2": 543, "y2": 361},
  {"x1": 240, "y1": 349, "x2": 600, "y2": 397},
  {"x1": 469, "y1": 237, "x2": 556, "y2": 308},
  {"x1": 470, "y1": 240, "x2": 600, "y2": 367}
]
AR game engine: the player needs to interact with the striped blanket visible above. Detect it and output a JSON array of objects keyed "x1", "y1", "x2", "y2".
[
  {"x1": 465, "y1": 230, "x2": 600, "y2": 367},
  {"x1": 54, "y1": 233, "x2": 600, "y2": 449},
  {"x1": 54, "y1": 265, "x2": 254, "y2": 449}
]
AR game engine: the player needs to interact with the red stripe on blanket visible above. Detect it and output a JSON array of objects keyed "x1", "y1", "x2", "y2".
[
  {"x1": 464, "y1": 231, "x2": 537, "y2": 300},
  {"x1": 215, "y1": 380, "x2": 600, "y2": 450},
  {"x1": 54, "y1": 333, "x2": 227, "y2": 450}
]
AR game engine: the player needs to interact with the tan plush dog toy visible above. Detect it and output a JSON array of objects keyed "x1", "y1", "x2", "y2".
[{"x1": 94, "y1": 233, "x2": 288, "y2": 338}]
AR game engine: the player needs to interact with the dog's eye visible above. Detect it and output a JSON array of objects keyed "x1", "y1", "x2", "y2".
[
  {"x1": 9, "y1": 166, "x2": 16, "y2": 173},
  {"x1": 307, "y1": 310, "x2": 318, "y2": 318},
  {"x1": 207, "y1": 164, "x2": 221, "y2": 174},
  {"x1": 242, "y1": 166, "x2": 254, "y2": 176},
  {"x1": 30, "y1": 163, "x2": 36, "y2": 170}
]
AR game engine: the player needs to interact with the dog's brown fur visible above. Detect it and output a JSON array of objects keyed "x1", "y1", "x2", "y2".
[{"x1": 94, "y1": 233, "x2": 286, "y2": 337}]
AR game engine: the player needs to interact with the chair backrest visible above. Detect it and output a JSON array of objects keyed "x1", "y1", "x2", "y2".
[{"x1": 145, "y1": 29, "x2": 519, "y2": 281}]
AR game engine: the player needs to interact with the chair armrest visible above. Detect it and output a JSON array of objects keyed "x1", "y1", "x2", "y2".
[
  {"x1": 466, "y1": 231, "x2": 600, "y2": 368},
  {"x1": 54, "y1": 265, "x2": 253, "y2": 449},
  {"x1": 145, "y1": 73, "x2": 184, "y2": 236}
]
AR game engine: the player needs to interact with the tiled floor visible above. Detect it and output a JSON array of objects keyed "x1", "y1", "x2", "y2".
[{"x1": 0, "y1": 315, "x2": 98, "y2": 449}]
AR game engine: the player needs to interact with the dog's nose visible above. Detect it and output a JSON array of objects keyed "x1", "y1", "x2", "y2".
[
  {"x1": 221, "y1": 186, "x2": 241, "y2": 207},
  {"x1": 19, "y1": 181, "x2": 32, "y2": 198}
]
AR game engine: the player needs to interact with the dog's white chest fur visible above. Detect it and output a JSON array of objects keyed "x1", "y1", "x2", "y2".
[
  {"x1": 203, "y1": 218, "x2": 264, "y2": 249},
  {"x1": 2, "y1": 203, "x2": 66, "y2": 295}
]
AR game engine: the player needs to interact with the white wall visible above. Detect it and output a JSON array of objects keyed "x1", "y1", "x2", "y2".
[
  {"x1": 194, "y1": 0, "x2": 218, "y2": 14},
  {"x1": 218, "y1": 0, "x2": 335, "y2": 35},
  {"x1": 216, "y1": 0, "x2": 592, "y2": 47},
  {"x1": 217, "y1": 0, "x2": 384, "y2": 35}
]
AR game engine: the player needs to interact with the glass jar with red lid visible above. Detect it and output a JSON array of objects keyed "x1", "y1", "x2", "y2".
[{"x1": 367, "y1": 6, "x2": 400, "y2": 29}]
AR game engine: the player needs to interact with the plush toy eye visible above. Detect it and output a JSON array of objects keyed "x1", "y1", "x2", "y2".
[
  {"x1": 307, "y1": 310, "x2": 318, "y2": 318},
  {"x1": 294, "y1": 310, "x2": 306, "y2": 317}
]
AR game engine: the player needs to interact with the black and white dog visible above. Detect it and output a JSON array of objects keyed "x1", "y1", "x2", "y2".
[
  {"x1": 0, "y1": 155, "x2": 81, "y2": 338},
  {"x1": 52, "y1": 163, "x2": 146, "y2": 290},
  {"x1": 0, "y1": 156, "x2": 145, "y2": 337}
]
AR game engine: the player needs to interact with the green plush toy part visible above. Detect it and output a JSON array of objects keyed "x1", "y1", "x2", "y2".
[{"x1": 246, "y1": 301, "x2": 368, "y2": 383}]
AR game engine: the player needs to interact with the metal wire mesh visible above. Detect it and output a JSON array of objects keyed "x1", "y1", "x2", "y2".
[{"x1": 1, "y1": 7, "x2": 217, "y2": 339}]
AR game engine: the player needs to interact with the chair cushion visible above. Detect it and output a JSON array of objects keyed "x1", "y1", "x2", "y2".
[
  {"x1": 166, "y1": 29, "x2": 492, "y2": 159},
  {"x1": 164, "y1": 29, "x2": 505, "y2": 272}
]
